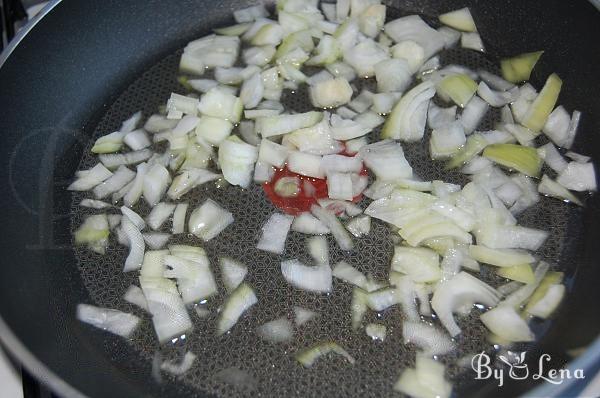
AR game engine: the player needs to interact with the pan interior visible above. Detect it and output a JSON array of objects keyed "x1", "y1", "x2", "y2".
[{"x1": 70, "y1": 7, "x2": 584, "y2": 397}]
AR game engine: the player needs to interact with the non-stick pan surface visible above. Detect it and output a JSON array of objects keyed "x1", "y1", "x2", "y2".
[{"x1": 1, "y1": 1, "x2": 600, "y2": 397}]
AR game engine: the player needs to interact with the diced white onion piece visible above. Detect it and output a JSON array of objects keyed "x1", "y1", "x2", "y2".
[
  {"x1": 431, "y1": 271, "x2": 500, "y2": 336},
  {"x1": 146, "y1": 203, "x2": 176, "y2": 230},
  {"x1": 320, "y1": 154, "x2": 362, "y2": 175},
  {"x1": 469, "y1": 245, "x2": 534, "y2": 267},
  {"x1": 392, "y1": 246, "x2": 441, "y2": 283},
  {"x1": 234, "y1": 5, "x2": 268, "y2": 23},
  {"x1": 172, "y1": 203, "x2": 188, "y2": 234},
  {"x1": 240, "y1": 72, "x2": 264, "y2": 109},
  {"x1": 257, "y1": 213, "x2": 294, "y2": 254},
  {"x1": 121, "y1": 215, "x2": 145, "y2": 272},
  {"x1": 281, "y1": 259, "x2": 332, "y2": 293},
  {"x1": 167, "y1": 93, "x2": 199, "y2": 116},
  {"x1": 121, "y1": 162, "x2": 147, "y2": 207},
  {"x1": 371, "y1": 92, "x2": 401, "y2": 115},
  {"x1": 481, "y1": 304, "x2": 534, "y2": 342},
  {"x1": 385, "y1": 15, "x2": 445, "y2": 58},
  {"x1": 291, "y1": 212, "x2": 330, "y2": 234},
  {"x1": 527, "y1": 284, "x2": 565, "y2": 319},
  {"x1": 195, "y1": 116, "x2": 233, "y2": 146},
  {"x1": 345, "y1": 214, "x2": 371, "y2": 238},
  {"x1": 296, "y1": 342, "x2": 355, "y2": 368},
  {"x1": 140, "y1": 250, "x2": 168, "y2": 278},
  {"x1": 461, "y1": 156, "x2": 492, "y2": 174},
  {"x1": 257, "y1": 317, "x2": 294, "y2": 343},
  {"x1": 244, "y1": 45, "x2": 276, "y2": 66},
  {"x1": 344, "y1": 137, "x2": 368, "y2": 155},
  {"x1": 326, "y1": 172, "x2": 353, "y2": 200},
  {"x1": 326, "y1": 61, "x2": 357, "y2": 81},
  {"x1": 354, "y1": 111, "x2": 384, "y2": 131},
  {"x1": 143, "y1": 233, "x2": 171, "y2": 250},
  {"x1": 140, "y1": 277, "x2": 193, "y2": 343},
  {"x1": 402, "y1": 321, "x2": 455, "y2": 355},
  {"x1": 219, "y1": 257, "x2": 248, "y2": 293},
  {"x1": 366, "y1": 287, "x2": 401, "y2": 312},
  {"x1": 198, "y1": 88, "x2": 243, "y2": 123},
  {"x1": 307, "y1": 70, "x2": 334, "y2": 86},
  {"x1": 80, "y1": 199, "x2": 111, "y2": 209},
  {"x1": 294, "y1": 306, "x2": 317, "y2": 326},
  {"x1": 343, "y1": 39, "x2": 390, "y2": 78},
  {"x1": 538, "y1": 175, "x2": 582, "y2": 205},
  {"x1": 310, "y1": 78, "x2": 353, "y2": 108},
  {"x1": 330, "y1": 114, "x2": 370, "y2": 140},
  {"x1": 365, "y1": 323, "x2": 387, "y2": 341},
  {"x1": 218, "y1": 136, "x2": 258, "y2": 188},
  {"x1": 337, "y1": 106, "x2": 357, "y2": 119},
  {"x1": 556, "y1": 161, "x2": 597, "y2": 192},
  {"x1": 460, "y1": 96, "x2": 489, "y2": 134},
  {"x1": 565, "y1": 151, "x2": 590, "y2": 163},
  {"x1": 563, "y1": 110, "x2": 581, "y2": 149},
  {"x1": 183, "y1": 34, "x2": 240, "y2": 69},
  {"x1": 475, "y1": 224, "x2": 549, "y2": 250},
  {"x1": 167, "y1": 168, "x2": 220, "y2": 200},
  {"x1": 69, "y1": 163, "x2": 113, "y2": 191},
  {"x1": 430, "y1": 200, "x2": 475, "y2": 231},
  {"x1": 321, "y1": 3, "x2": 337, "y2": 22},
  {"x1": 537, "y1": 142, "x2": 567, "y2": 173},
  {"x1": 215, "y1": 67, "x2": 244, "y2": 85},
  {"x1": 160, "y1": 352, "x2": 197, "y2": 376},
  {"x1": 91, "y1": 131, "x2": 125, "y2": 154},
  {"x1": 245, "y1": 109, "x2": 281, "y2": 119},
  {"x1": 311, "y1": 204, "x2": 354, "y2": 250},
  {"x1": 391, "y1": 40, "x2": 425, "y2": 73},
  {"x1": 478, "y1": 69, "x2": 515, "y2": 91},
  {"x1": 394, "y1": 356, "x2": 452, "y2": 398},
  {"x1": 74, "y1": 214, "x2": 110, "y2": 254},
  {"x1": 256, "y1": 111, "x2": 322, "y2": 138},
  {"x1": 360, "y1": 140, "x2": 413, "y2": 180},
  {"x1": 77, "y1": 304, "x2": 140, "y2": 338},
  {"x1": 307, "y1": 235, "x2": 329, "y2": 266},
  {"x1": 430, "y1": 121, "x2": 466, "y2": 159},
  {"x1": 461, "y1": 32, "x2": 484, "y2": 52},
  {"x1": 439, "y1": 7, "x2": 476, "y2": 32},
  {"x1": 143, "y1": 164, "x2": 171, "y2": 206},
  {"x1": 239, "y1": 120, "x2": 260, "y2": 146},
  {"x1": 437, "y1": 26, "x2": 461, "y2": 49},
  {"x1": 287, "y1": 151, "x2": 324, "y2": 178},
  {"x1": 332, "y1": 260, "x2": 367, "y2": 289},
  {"x1": 287, "y1": 114, "x2": 342, "y2": 155},
  {"x1": 188, "y1": 199, "x2": 234, "y2": 241},
  {"x1": 123, "y1": 285, "x2": 149, "y2": 311},
  {"x1": 123, "y1": 129, "x2": 151, "y2": 151},
  {"x1": 382, "y1": 80, "x2": 435, "y2": 141},
  {"x1": 187, "y1": 79, "x2": 219, "y2": 93},
  {"x1": 374, "y1": 58, "x2": 412, "y2": 93},
  {"x1": 164, "y1": 253, "x2": 217, "y2": 304},
  {"x1": 92, "y1": 166, "x2": 136, "y2": 199},
  {"x1": 217, "y1": 283, "x2": 258, "y2": 335},
  {"x1": 427, "y1": 103, "x2": 457, "y2": 130},
  {"x1": 477, "y1": 82, "x2": 519, "y2": 107},
  {"x1": 253, "y1": 161, "x2": 275, "y2": 183},
  {"x1": 358, "y1": 4, "x2": 386, "y2": 37}
]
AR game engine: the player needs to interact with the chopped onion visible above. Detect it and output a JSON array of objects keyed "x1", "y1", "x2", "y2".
[
  {"x1": 427, "y1": 103, "x2": 457, "y2": 130},
  {"x1": 365, "y1": 323, "x2": 387, "y2": 341},
  {"x1": 240, "y1": 72, "x2": 265, "y2": 109},
  {"x1": 294, "y1": 306, "x2": 317, "y2": 326},
  {"x1": 439, "y1": 7, "x2": 476, "y2": 32},
  {"x1": 123, "y1": 285, "x2": 149, "y2": 311},
  {"x1": 326, "y1": 172, "x2": 353, "y2": 200},
  {"x1": 167, "y1": 168, "x2": 221, "y2": 200},
  {"x1": 330, "y1": 114, "x2": 370, "y2": 140},
  {"x1": 257, "y1": 317, "x2": 294, "y2": 343},
  {"x1": 121, "y1": 215, "x2": 145, "y2": 272},
  {"x1": 147, "y1": 203, "x2": 176, "y2": 230},
  {"x1": 145, "y1": 115, "x2": 178, "y2": 133},
  {"x1": 483, "y1": 144, "x2": 542, "y2": 177},
  {"x1": 537, "y1": 142, "x2": 567, "y2": 173},
  {"x1": 257, "y1": 213, "x2": 294, "y2": 254},
  {"x1": 371, "y1": 92, "x2": 401, "y2": 115},
  {"x1": 402, "y1": 321, "x2": 455, "y2": 355},
  {"x1": 234, "y1": 5, "x2": 268, "y2": 23},
  {"x1": 256, "y1": 111, "x2": 322, "y2": 138},
  {"x1": 172, "y1": 203, "x2": 188, "y2": 234},
  {"x1": 320, "y1": 154, "x2": 362, "y2": 174},
  {"x1": 80, "y1": 199, "x2": 112, "y2": 209},
  {"x1": 310, "y1": 77, "x2": 353, "y2": 108},
  {"x1": 91, "y1": 131, "x2": 125, "y2": 154},
  {"x1": 287, "y1": 151, "x2": 324, "y2": 178},
  {"x1": 281, "y1": 259, "x2": 332, "y2": 293},
  {"x1": 143, "y1": 233, "x2": 171, "y2": 250},
  {"x1": 556, "y1": 161, "x2": 597, "y2": 192},
  {"x1": 343, "y1": 39, "x2": 389, "y2": 77},
  {"x1": 195, "y1": 116, "x2": 233, "y2": 146},
  {"x1": 374, "y1": 58, "x2": 412, "y2": 93},
  {"x1": 521, "y1": 73, "x2": 562, "y2": 133},
  {"x1": 538, "y1": 175, "x2": 583, "y2": 205},
  {"x1": 77, "y1": 304, "x2": 140, "y2": 338},
  {"x1": 74, "y1": 214, "x2": 110, "y2": 254},
  {"x1": 360, "y1": 140, "x2": 413, "y2": 180},
  {"x1": 164, "y1": 253, "x2": 217, "y2": 304},
  {"x1": 332, "y1": 260, "x2": 367, "y2": 289},
  {"x1": 346, "y1": 215, "x2": 371, "y2": 238},
  {"x1": 188, "y1": 199, "x2": 234, "y2": 241},
  {"x1": 143, "y1": 164, "x2": 171, "y2": 206},
  {"x1": 384, "y1": 15, "x2": 446, "y2": 59},
  {"x1": 437, "y1": 26, "x2": 461, "y2": 49},
  {"x1": 351, "y1": 287, "x2": 368, "y2": 330},
  {"x1": 217, "y1": 283, "x2": 258, "y2": 335},
  {"x1": 93, "y1": 166, "x2": 136, "y2": 199},
  {"x1": 218, "y1": 136, "x2": 258, "y2": 188},
  {"x1": 392, "y1": 246, "x2": 441, "y2": 283},
  {"x1": 307, "y1": 235, "x2": 329, "y2": 266},
  {"x1": 198, "y1": 88, "x2": 243, "y2": 123},
  {"x1": 326, "y1": 61, "x2": 357, "y2": 81},
  {"x1": 311, "y1": 204, "x2": 354, "y2": 250},
  {"x1": 69, "y1": 163, "x2": 113, "y2": 191},
  {"x1": 477, "y1": 82, "x2": 519, "y2": 107},
  {"x1": 430, "y1": 121, "x2": 466, "y2": 159},
  {"x1": 160, "y1": 352, "x2": 197, "y2": 377},
  {"x1": 287, "y1": 114, "x2": 342, "y2": 155},
  {"x1": 469, "y1": 245, "x2": 534, "y2": 267},
  {"x1": 291, "y1": 212, "x2": 330, "y2": 234},
  {"x1": 219, "y1": 257, "x2": 248, "y2": 293},
  {"x1": 140, "y1": 276, "x2": 193, "y2": 343},
  {"x1": 295, "y1": 342, "x2": 355, "y2": 368},
  {"x1": 381, "y1": 80, "x2": 435, "y2": 141},
  {"x1": 461, "y1": 32, "x2": 484, "y2": 52},
  {"x1": 244, "y1": 45, "x2": 276, "y2": 66},
  {"x1": 394, "y1": 355, "x2": 452, "y2": 398},
  {"x1": 431, "y1": 271, "x2": 500, "y2": 336},
  {"x1": 501, "y1": 51, "x2": 543, "y2": 83},
  {"x1": 481, "y1": 304, "x2": 534, "y2": 342}
]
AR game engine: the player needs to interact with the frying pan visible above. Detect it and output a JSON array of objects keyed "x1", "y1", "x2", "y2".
[{"x1": 1, "y1": 0, "x2": 600, "y2": 397}]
